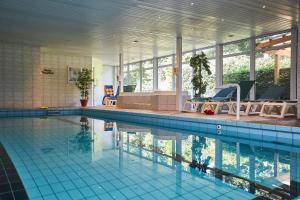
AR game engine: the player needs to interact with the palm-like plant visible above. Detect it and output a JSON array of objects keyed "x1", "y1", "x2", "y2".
[
  {"x1": 190, "y1": 52, "x2": 212, "y2": 97},
  {"x1": 75, "y1": 68, "x2": 93, "y2": 100}
]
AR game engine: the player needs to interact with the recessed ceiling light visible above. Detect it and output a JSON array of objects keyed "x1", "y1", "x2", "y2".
[
  {"x1": 221, "y1": 18, "x2": 225, "y2": 22},
  {"x1": 262, "y1": 5, "x2": 266, "y2": 8},
  {"x1": 190, "y1": 2, "x2": 194, "y2": 6},
  {"x1": 158, "y1": 16, "x2": 161, "y2": 19}
]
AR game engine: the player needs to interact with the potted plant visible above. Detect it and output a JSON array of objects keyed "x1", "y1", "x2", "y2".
[
  {"x1": 190, "y1": 52, "x2": 212, "y2": 97},
  {"x1": 75, "y1": 68, "x2": 94, "y2": 107}
]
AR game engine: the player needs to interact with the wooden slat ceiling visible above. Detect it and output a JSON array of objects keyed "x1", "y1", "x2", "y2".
[{"x1": 0, "y1": 0, "x2": 298, "y2": 65}]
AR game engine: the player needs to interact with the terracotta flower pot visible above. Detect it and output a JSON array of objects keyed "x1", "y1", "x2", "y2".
[{"x1": 80, "y1": 99, "x2": 88, "y2": 107}]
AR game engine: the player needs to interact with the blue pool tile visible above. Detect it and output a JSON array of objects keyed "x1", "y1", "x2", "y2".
[
  {"x1": 276, "y1": 125, "x2": 292, "y2": 132},
  {"x1": 67, "y1": 189, "x2": 84, "y2": 200},
  {"x1": 79, "y1": 187, "x2": 95, "y2": 198},
  {"x1": 262, "y1": 130, "x2": 277, "y2": 142},
  {"x1": 56, "y1": 192, "x2": 72, "y2": 200},
  {"x1": 50, "y1": 183, "x2": 65, "y2": 193},
  {"x1": 43, "y1": 195, "x2": 58, "y2": 200},
  {"x1": 249, "y1": 129, "x2": 263, "y2": 140},
  {"x1": 292, "y1": 127, "x2": 300, "y2": 133},
  {"x1": 237, "y1": 127, "x2": 250, "y2": 139},
  {"x1": 38, "y1": 185, "x2": 54, "y2": 196},
  {"x1": 277, "y1": 132, "x2": 293, "y2": 145}
]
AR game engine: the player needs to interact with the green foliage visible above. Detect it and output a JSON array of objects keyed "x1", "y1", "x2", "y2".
[
  {"x1": 75, "y1": 68, "x2": 94, "y2": 99},
  {"x1": 191, "y1": 136, "x2": 208, "y2": 162},
  {"x1": 224, "y1": 66, "x2": 290, "y2": 99},
  {"x1": 190, "y1": 52, "x2": 212, "y2": 97}
]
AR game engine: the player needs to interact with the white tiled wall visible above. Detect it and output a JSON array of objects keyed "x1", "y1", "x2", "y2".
[
  {"x1": 0, "y1": 42, "x2": 42, "y2": 109},
  {"x1": 0, "y1": 42, "x2": 93, "y2": 109},
  {"x1": 41, "y1": 53, "x2": 92, "y2": 107}
]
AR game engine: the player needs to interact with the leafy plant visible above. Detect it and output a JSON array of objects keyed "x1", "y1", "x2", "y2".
[
  {"x1": 75, "y1": 68, "x2": 94, "y2": 100},
  {"x1": 191, "y1": 136, "x2": 208, "y2": 162},
  {"x1": 190, "y1": 52, "x2": 212, "y2": 97}
]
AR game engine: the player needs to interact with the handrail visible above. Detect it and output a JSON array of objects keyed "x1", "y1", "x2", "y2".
[{"x1": 216, "y1": 84, "x2": 240, "y2": 120}]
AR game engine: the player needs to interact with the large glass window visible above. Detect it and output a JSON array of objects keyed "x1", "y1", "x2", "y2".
[
  {"x1": 223, "y1": 55, "x2": 250, "y2": 84},
  {"x1": 255, "y1": 48, "x2": 291, "y2": 99},
  {"x1": 223, "y1": 40, "x2": 250, "y2": 85},
  {"x1": 158, "y1": 66, "x2": 173, "y2": 91},
  {"x1": 255, "y1": 32, "x2": 291, "y2": 99},
  {"x1": 182, "y1": 52, "x2": 193, "y2": 96},
  {"x1": 223, "y1": 40, "x2": 250, "y2": 56},
  {"x1": 141, "y1": 68, "x2": 153, "y2": 92},
  {"x1": 124, "y1": 62, "x2": 140, "y2": 92},
  {"x1": 158, "y1": 55, "x2": 174, "y2": 91},
  {"x1": 141, "y1": 60, "x2": 153, "y2": 92},
  {"x1": 158, "y1": 56, "x2": 172, "y2": 66}
]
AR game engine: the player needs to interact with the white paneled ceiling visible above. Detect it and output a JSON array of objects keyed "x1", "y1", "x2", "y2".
[{"x1": 0, "y1": 0, "x2": 298, "y2": 65}]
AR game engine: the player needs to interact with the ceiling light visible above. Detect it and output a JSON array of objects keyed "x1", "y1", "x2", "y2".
[
  {"x1": 221, "y1": 18, "x2": 225, "y2": 22},
  {"x1": 190, "y1": 2, "x2": 194, "y2": 6},
  {"x1": 262, "y1": 5, "x2": 266, "y2": 8}
]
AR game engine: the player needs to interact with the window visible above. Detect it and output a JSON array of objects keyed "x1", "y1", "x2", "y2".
[
  {"x1": 158, "y1": 56, "x2": 172, "y2": 66},
  {"x1": 205, "y1": 59, "x2": 216, "y2": 97},
  {"x1": 255, "y1": 32, "x2": 291, "y2": 99},
  {"x1": 223, "y1": 40, "x2": 250, "y2": 86},
  {"x1": 124, "y1": 62, "x2": 140, "y2": 92},
  {"x1": 158, "y1": 55, "x2": 174, "y2": 91},
  {"x1": 141, "y1": 60, "x2": 153, "y2": 92},
  {"x1": 158, "y1": 66, "x2": 173, "y2": 91},
  {"x1": 182, "y1": 52, "x2": 193, "y2": 96},
  {"x1": 223, "y1": 40, "x2": 250, "y2": 56},
  {"x1": 223, "y1": 55, "x2": 250, "y2": 84},
  {"x1": 255, "y1": 48, "x2": 291, "y2": 99},
  {"x1": 141, "y1": 68, "x2": 153, "y2": 92},
  {"x1": 183, "y1": 52, "x2": 193, "y2": 63}
]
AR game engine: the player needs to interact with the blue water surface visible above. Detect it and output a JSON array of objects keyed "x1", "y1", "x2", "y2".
[{"x1": 0, "y1": 116, "x2": 299, "y2": 200}]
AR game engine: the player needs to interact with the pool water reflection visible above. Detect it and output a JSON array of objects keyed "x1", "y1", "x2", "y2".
[{"x1": 0, "y1": 116, "x2": 299, "y2": 200}]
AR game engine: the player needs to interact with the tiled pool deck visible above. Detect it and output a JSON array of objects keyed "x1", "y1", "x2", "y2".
[{"x1": 88, "y1": 106, "x2": 300, "y2": 127}]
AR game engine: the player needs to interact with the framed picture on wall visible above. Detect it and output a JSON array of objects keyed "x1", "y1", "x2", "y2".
[{"x1": 68, "y1": 67, "x2": 81, "y2": 83}]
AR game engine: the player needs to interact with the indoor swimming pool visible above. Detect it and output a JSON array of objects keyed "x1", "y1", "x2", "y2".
[{"x1": 0, "y1": 116, "x2": 299, "y2": 200}]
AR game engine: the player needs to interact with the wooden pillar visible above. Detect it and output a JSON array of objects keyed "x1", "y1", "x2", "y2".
[{"x1": 274, "y1": 54, "x2": 280, "y2": 84}]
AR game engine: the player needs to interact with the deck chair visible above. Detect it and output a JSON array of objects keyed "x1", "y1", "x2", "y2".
[
  {"x1": 259, "y1": 87, "x2": 297, "y2": 118},
  {"x1": 102, "y1": 85, "x2": 120, "y2": 106},
  {"x1": 183, "y1": 87, "x2": 236, "y2": 112},
  {"x1": 229, "y1": 86, "x2": 287, "y2": 116},
  {"x1": 201, "y1": 80, "x2": 255, "y2": 114}
]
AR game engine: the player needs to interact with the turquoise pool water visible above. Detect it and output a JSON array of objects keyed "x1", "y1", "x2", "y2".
[{"x1": 0, "y1": 116, "x2": 299, "y2": 200}]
